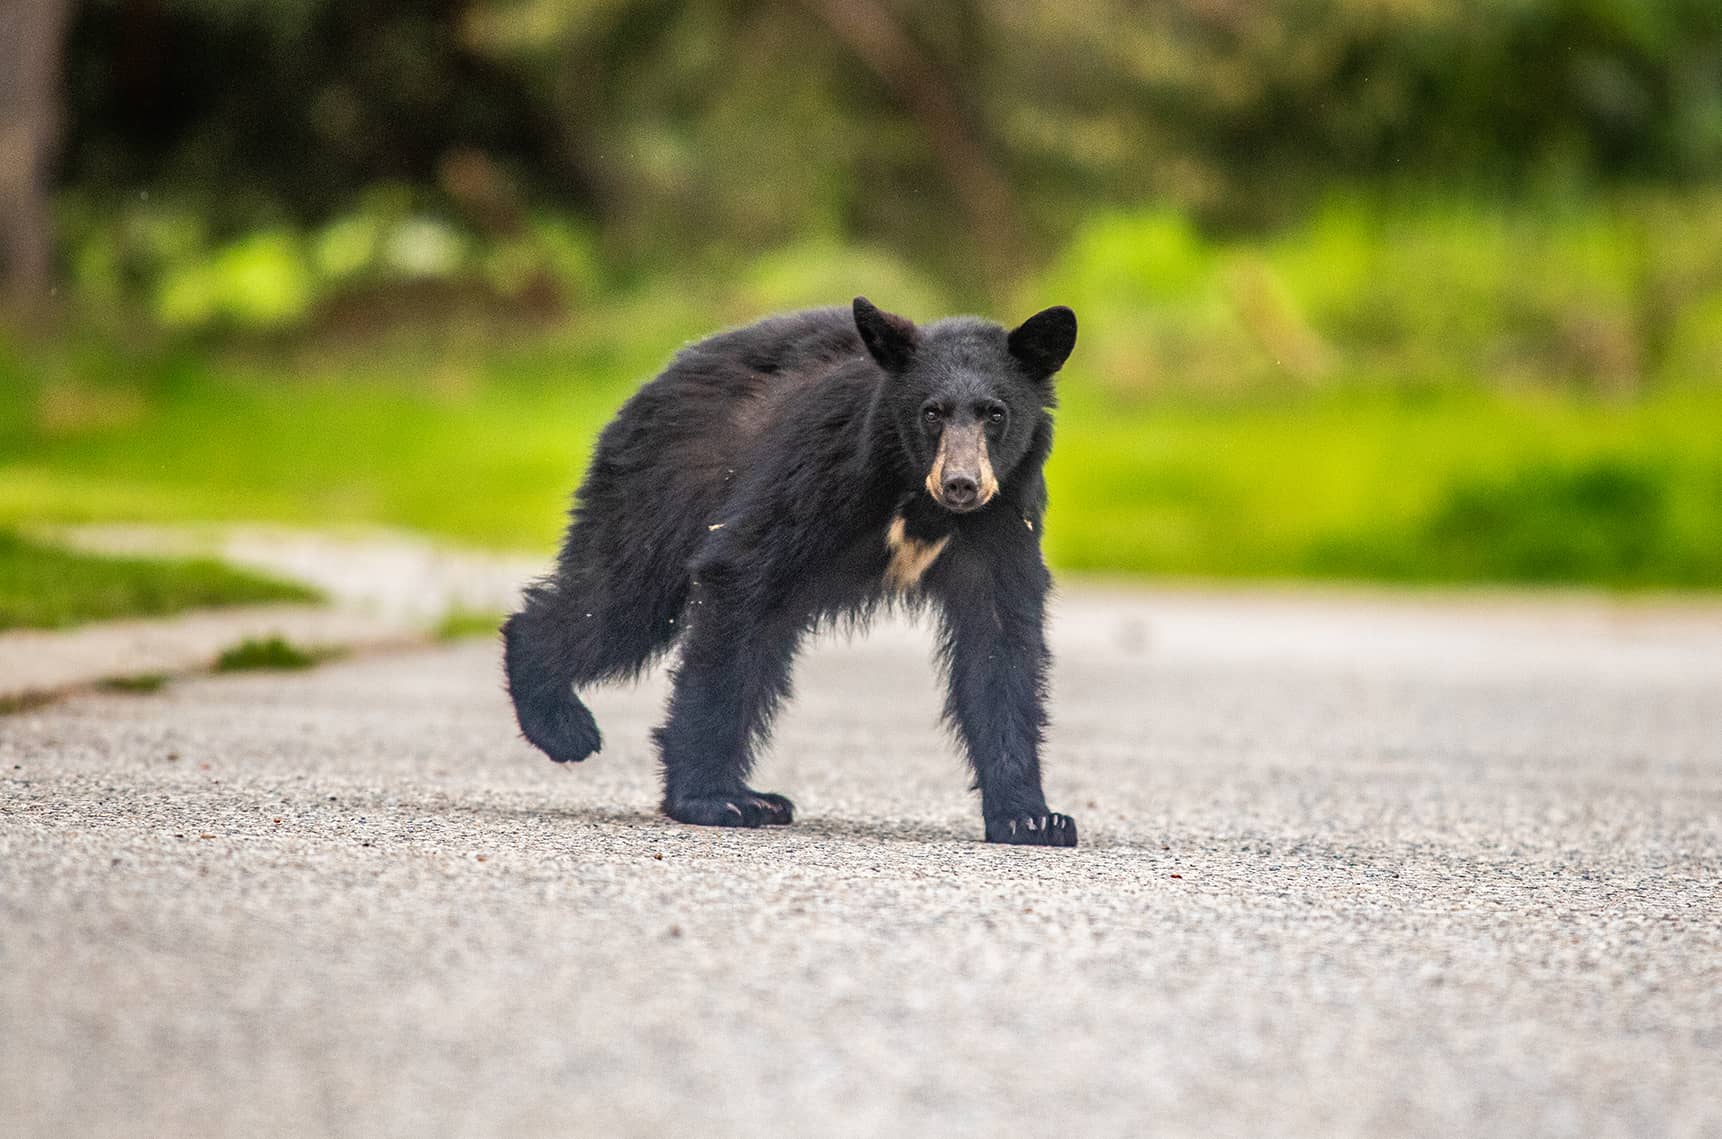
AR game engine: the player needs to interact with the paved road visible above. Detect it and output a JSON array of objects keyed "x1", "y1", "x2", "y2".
[{"x1": 4, "y1": 588, "x2": 1720, "y2": 1137}]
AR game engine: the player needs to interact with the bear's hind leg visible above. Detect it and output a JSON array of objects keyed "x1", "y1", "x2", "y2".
[{"x1": 653, "y1": 598, "x2": 803, "y2": 828}]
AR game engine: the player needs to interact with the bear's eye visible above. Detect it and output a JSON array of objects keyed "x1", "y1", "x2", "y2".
[
  {"x1": 987, "y1": 407, "x2": 1006, "y2": 425},
  {"x1": 922, "y1": 407, "x2": 943, "y2": 423}
]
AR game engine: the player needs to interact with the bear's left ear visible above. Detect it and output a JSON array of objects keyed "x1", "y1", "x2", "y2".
[
  {"x1": 1007, "y1": 305, "x2": 1078, "y2": 378},
  {"x1": 854, "y1": 296, "x2": 920, "y2": 373}
]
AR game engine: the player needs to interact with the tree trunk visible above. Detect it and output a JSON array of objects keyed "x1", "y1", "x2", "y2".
[
  {"x1": 801, "y1": 0, "x2": 1021, "y2": 292},
  {"x1": 0, "y1": 0, "x2": 71, "y2": 303}
]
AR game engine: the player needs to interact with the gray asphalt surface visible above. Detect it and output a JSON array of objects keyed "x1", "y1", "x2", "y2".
[{"x1": 4, "y1": 587, "x2": 1720, "y2": 1137}]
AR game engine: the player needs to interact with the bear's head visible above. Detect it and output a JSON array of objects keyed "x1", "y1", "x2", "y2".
[{"x1": 853, "y1": 296, "x2": 1077, "y2": 514}]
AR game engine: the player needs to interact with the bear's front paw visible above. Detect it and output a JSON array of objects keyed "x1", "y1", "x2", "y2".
[
  {"x1": 518, "y1": 698, "x2": 602, "y2": 764},
  {"x1": 664, "y1": 790, "x2": 796, "y2": 828},
  {"x1": 985, "y1": 812, "x2": 1078, "y2": 848}
]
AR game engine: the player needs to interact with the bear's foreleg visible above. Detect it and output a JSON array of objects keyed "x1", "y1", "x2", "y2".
[
  {"x1": 652, "y1": 570, "x2": 804, "y2": 828},
  {"x1": 503, "y1": 580, "x2": 608, "y2": 763},
  {"x1": 934, "y1": 540, "x2": 1077, "y2": 848},
  {"x1": 504, "y1": 561, "x2": 685, "y2": 763}
]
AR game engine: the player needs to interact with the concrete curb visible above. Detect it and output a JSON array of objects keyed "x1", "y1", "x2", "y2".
[
  {"x1": 0, "y1": 604, "x2": 425, "y2": 707},
  {"x1": 2, "y1": 525, "x2": 542, "y2": 706},
  {"x1": 9, "y1": 522, "x2": 1722, "y2": 706}
]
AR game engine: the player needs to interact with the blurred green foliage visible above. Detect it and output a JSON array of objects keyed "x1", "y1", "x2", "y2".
[
  {"x1": 58, "y1": 0, "x2": 1722, "y2": 293},
  {"x1": 59, "y1": 192, "x2": 604, "y2": 332},
  {"x1": 6, "y1": 0, "x2": 1722, "y2": 590},
  {"x1": 1042, "y1": 193, "x2": 1722, "y2": 396},
  {"x1": 45, "y1": 192, "x2": 1722, "y2": 396}
]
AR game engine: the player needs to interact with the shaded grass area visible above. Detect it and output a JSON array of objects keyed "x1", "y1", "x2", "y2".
[
  {"x1": 0, "y1": 530, "x2": 319, "y2": 631},
  {"x1": 0, "y1": 690, "x2": 58, "y2": 715},
  {"x1": 98, "y1": 673, "x2": 170, "y2": 693},
  {"x1": 3, "y1": 329, "x2": 1721, "y2": 591}
]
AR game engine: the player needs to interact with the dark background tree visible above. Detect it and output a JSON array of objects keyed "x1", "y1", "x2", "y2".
[
  {"x1": 0, "y1": 0, "x2": 1706, "y2": 303},
  {"x1": 0, "y1": 0, "x2": 71, "y2": 300}
]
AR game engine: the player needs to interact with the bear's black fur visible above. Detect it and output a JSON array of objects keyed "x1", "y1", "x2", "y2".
[{"x1": 503, "y1": 297, "x2": 1079, "y2": 846}]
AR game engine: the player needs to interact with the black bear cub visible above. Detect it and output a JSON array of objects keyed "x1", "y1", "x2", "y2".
[{"x1": 503, "y1": 297, "x2": 1079, "y2": 846}]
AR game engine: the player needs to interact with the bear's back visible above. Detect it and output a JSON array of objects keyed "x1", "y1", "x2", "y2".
[
  {"x1": 586, "y1": 308, "x2": 879, "y2": 524},
  {"x1": 679, "y1": 307, "x2": 865, "y2": 388},
  {"x1": 656, "y1": 306, "x2": 874, "y2": 444}
]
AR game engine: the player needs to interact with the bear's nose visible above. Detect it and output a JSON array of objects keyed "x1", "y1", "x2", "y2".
[{"x1": 941, "y1": 475, "x2": 978, "y2": 508}]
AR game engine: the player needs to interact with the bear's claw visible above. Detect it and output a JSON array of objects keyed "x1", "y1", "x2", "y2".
[
  {"x1": 664, "y1": 790, "x2": 796, "y2": 828},
  {"x1": 985, "y1": 812, "x2": 1078, "y2": 848}
]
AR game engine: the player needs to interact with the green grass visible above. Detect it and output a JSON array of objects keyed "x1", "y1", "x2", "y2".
[
  {"x1": 5, "y1": 193, "x2": 1722, "y2": 594},
  {"x1": 1047, "y1": 385, "x2": 1722, "y2": 588},
  {"x1": 212, "y1": 636, "x2": 343, "y2": 671},
  {"x1": 0, "y1": 335, "x2": 626, "y2": 549},
  {"x1": 4, "y1": 347, "x2": 1719, "y2": 589},
  {"x1": 0, "y1": 530, "x2": 320, "y2": 631}
]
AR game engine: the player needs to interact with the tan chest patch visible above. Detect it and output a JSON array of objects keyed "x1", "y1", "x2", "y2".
[{"x1": 884, "y1": 515, "x2": 949, "y2": 593}]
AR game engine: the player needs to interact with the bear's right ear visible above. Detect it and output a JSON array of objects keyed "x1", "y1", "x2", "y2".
[{"x1": 853, "y1": 296, "x2": 919, "y2": 373}]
